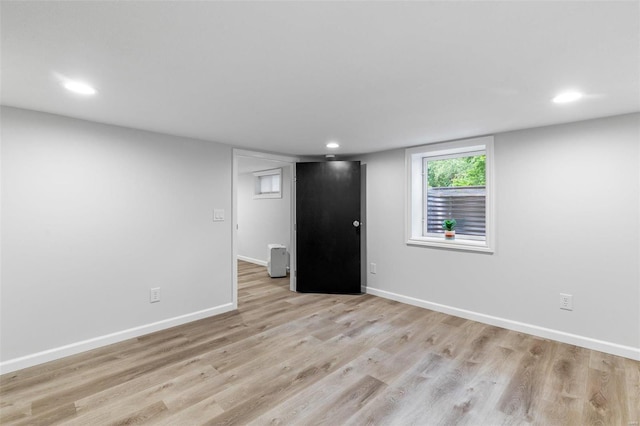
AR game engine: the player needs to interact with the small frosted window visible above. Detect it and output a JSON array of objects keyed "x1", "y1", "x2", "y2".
[{"x1": 254, "y1": 169, "x2": 282, "y2": 199}]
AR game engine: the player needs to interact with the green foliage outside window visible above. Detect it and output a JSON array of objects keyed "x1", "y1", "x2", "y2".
[{"x1": 426, "y1": 155, "x2": 486, "y2": 188}]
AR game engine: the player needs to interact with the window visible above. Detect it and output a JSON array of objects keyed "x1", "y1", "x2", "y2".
[
  {"x1": 406, "y1": 136, "x2": 494, "y2": 252},
  {"x1": 253, "y1": 168, "x2": 282, "y2": 199}
]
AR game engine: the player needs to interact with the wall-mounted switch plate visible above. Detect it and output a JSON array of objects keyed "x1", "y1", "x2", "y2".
[
  {"x1": 370, "y1": 263, "x2": 377, "y2": 274},
  {"x1": 213, "y1": 209, "x2": 225, "y2": 222}
]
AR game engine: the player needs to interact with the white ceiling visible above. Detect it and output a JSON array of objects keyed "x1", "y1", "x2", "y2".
[{"x1": 2, "y1": 1, "x2": 638, "y2": 156}]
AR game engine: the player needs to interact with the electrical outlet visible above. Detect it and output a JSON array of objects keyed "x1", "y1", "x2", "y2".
[
  {"x1": 370, "y1": 262, "x2": 377, "y2": 274},
  {"x1": 150, "y1": 287, "x2": 161, "y2": 303},
  {"x1": 560, "y1": 293, "x2": 573, "y2": 311}
]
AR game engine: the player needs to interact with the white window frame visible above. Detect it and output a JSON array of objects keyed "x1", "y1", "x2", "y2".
[
  {"x1": 406, "y1": 136, "x2": 495, "y2": 253},
  {"x1": 253, "y1": 168, "x2": 282, "y2": 199}
]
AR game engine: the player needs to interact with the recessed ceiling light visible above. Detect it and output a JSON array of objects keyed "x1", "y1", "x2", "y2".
[
  {"x1": 552, "y1": 91, "x2": 583, "y2": 104},
  {"x1": 326, "y1": 141, "x2": 340, "y2": 149},
  {"x1": 63, "y1": 80, "x2": 97, "y2": 95}
]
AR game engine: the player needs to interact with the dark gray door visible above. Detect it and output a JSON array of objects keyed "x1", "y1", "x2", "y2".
[{"x1": 296, "y1": 161, "x2": 361, "y2": 294}]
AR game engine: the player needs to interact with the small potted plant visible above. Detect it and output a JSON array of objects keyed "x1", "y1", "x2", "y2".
[{"x1": 442, "y1": 219, "x2": 457, "y2": 239}]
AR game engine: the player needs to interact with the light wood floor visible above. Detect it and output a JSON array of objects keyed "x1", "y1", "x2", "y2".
[{"x1": 1, "y1": 261, "x2": 638, "y2": 425}]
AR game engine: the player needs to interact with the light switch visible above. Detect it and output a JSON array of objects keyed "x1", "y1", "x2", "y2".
[{"x1": 213, "y1": 209, "x2": 225, "y2": 222}]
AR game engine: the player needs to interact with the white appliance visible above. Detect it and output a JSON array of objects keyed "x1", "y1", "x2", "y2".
[{"x1": 267, "y1": 244, "x2": 288, "y2": 278}]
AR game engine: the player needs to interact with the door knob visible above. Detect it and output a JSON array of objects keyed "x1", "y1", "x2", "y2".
[{"x1": 353, "y1": 220, "x2": 360, "y2": 227}]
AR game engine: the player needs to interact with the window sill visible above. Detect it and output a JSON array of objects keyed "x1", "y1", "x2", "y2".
[
  {"x1": 407, "y1": 236, "x2": 494, "y2": 253},
  {"x1": 253, "y1": 193, "x2": 282, "y2": 199}
]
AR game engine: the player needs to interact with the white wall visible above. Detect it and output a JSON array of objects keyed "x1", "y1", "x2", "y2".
[
  {"x1": 2, "y1": 107, "x2": 637, "y2": 372},
  {"x1": 0, "y1": 107, "x2": 233, "y2": 371},
  {"x1": 362, "y1": 113, "x2": 640, "y2": 359},
  {"x1": 237, "y1": 165, "x2": 291, "y2": 265}
]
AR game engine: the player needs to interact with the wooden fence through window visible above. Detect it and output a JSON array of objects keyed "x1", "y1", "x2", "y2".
[{"x1": 426, "y1": 186, "x2": 486, "y2": 236}]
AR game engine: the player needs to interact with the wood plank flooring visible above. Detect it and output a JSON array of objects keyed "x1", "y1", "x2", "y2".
[{"x1": 1, "y1": 260, "x2": 638, "y2": 425}]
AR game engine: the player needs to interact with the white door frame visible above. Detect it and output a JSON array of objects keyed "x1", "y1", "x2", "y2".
[{"x1": 232, "y1": 149, "x2": 299, "y2": 308}]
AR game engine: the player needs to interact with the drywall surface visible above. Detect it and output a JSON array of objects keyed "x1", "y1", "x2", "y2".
[
  {"x1": 362, "y1": 113, "x2": 640, "y2": 356},
  {"x1": 237, "y1": 165, "x2": 291, "y2": 264},
  {"x1": 1, "y1": 107, "x2": 233, "y2": 367}
]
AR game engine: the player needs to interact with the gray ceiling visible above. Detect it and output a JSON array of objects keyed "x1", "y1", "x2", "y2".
[{"x1": 2, "y1": 1, "x2": 638, "y2": 156}]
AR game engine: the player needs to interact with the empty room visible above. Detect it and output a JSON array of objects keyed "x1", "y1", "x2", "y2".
[{"x1": 1, "y1": 1, "x2": 639, "y2": 425}]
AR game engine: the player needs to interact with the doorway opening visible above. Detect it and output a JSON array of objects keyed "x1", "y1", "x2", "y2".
[{"x1": 232, "y1": 149, "x2": 299, "y2": 309}]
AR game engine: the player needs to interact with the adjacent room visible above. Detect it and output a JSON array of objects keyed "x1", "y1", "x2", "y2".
[{"x1": 1, "y1": 1, "x2": 638, "y2": 424}]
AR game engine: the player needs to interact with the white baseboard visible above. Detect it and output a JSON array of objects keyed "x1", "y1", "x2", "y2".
[
  {"x1": 0, "y1": 303, "x2": 235, "y2": 375},
  {"x1": 237, "y1": 255, "x2": 267, "y2": 267},
  {"x1": 366, "y1": 286, "x2": 640, "y2": 361}
]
